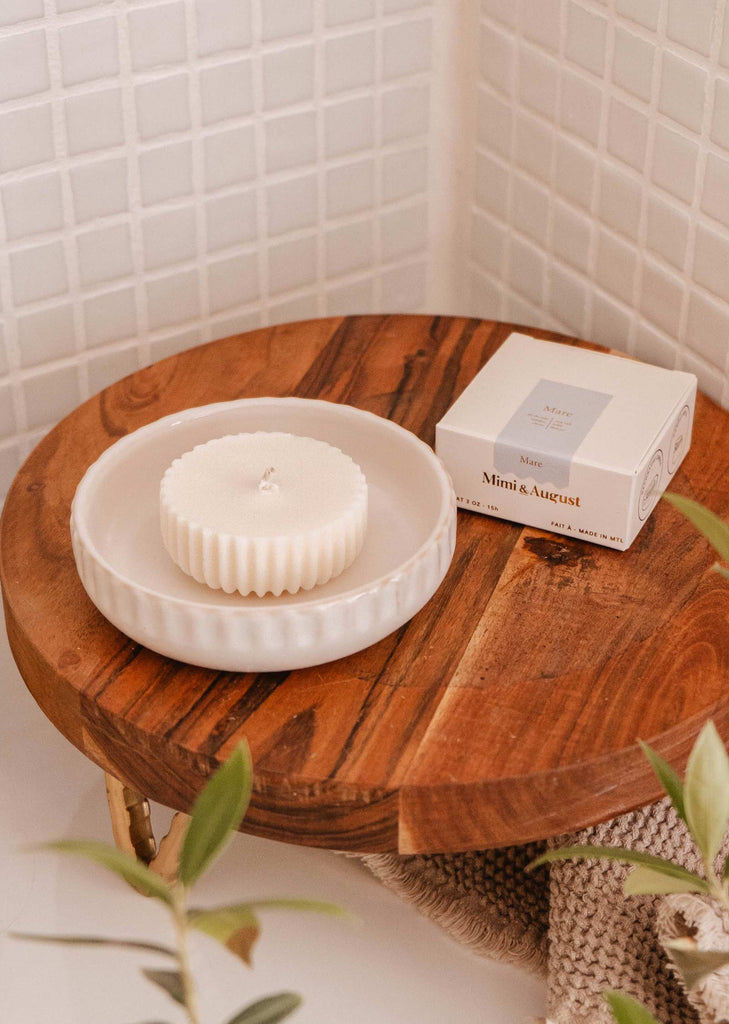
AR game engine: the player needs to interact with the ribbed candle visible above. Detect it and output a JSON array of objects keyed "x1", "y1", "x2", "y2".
[{"x1": 160, "y1": 432, "x2": 368, "y2": 597}]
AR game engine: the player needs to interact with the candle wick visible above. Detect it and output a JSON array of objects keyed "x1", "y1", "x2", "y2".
[{"x1": 258, "y1": 466, "x2": 278, "y2": 493}]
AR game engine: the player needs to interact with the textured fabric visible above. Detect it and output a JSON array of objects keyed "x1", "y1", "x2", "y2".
[
  {"x1": 362, "y1": 798, "x2": 729, "y2": 1024},
  {"x1": 657, "y1": 894, "x2": 729, "y2": 1024}
]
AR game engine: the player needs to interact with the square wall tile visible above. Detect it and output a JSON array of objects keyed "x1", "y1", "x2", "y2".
[
  {"x1": 65, "y1": 88, "x2": 124, "y2": 155},
  {"x1": 0, "y1": 103, "x2": 54, "y2": 172},
  {"x1": 680, "y1": 350, "x2": 724, "y2": 403},
  {"x1": 518, "y1": 46, "x2": 558, "y2": 120},
  {"x1": 384, "y1": 0, "x2": 428, "y2": 11},
  {"x1": 150, "y1": 327, "x2": 202, "y2": 362},
  {"x1": 87, "y1": 344, "x2": 139, "y2": 396},
  {"x1": 0, "y1": 328, "x2": 8, "y2": 374},
  {"x1": 200, "y1": 60, "x2": 253, "y2": 126},
  {"x1": 147, "y1": 270, "x2": 200, "y2": 329},
  {"x1": 17, "y1": 304, "x2": 76, "y2": 367},
  {"x1": 382, "y1": 146, "x2": 428, "y2": 203},
  {"x1": 686, "y1": 290, "x2": 729, "y2": 370},
  {"x1": 58, "y1": 0, "x2": 105, "y2": 11},
  {"x1": 722, "y1": 10, "x2": 729, "y2": 69},
  {"x1": 711, "y1": 79, "x2": 729, "y2": 149},
  {"x1": 477, "y1": 88, "x2": 512, "y2": 158},
  {"x1": 77, "y1": 223, "x2": 133, "y2": 287},
  {"x1": 612, "y1": 27, "x2": 654, "y2": 103},
  {"x1": 71, "y1": 157, "x2": 128, "y2": 223},
  {"x1": 639, "y1": 259, "x2": 684, "y2": 335},
  {"x1": 205, "y1": 124, "x2": 257, "y2": 189},
  {"x1": 326, "y1": 158, "x2": 374, "y2": 218},
  {"x1": 474, "y1": 150, "x2": 509, "y2": 216},
  {"x1": 267, "y1": 174, "x2": 318, "y2": 236},
  {"x1": 0, "y1": 386, "x2": 16, "y2": 441},
  {"x1": 560, "y1": 69, "x2": 603, "y2": 146},
  {"x1": 263, "y1": 45, "x2": 315, "y2": 111},
  {"x1": 555, "y1": 138, "x2": 595, "y2": 209},
  {"x1": 607, "y1": 98, "x2": 648, "y2": 171},
  {"x1": 266, "y1": 110, "x2": 317, "y2": 171},
  {"x1": 326, "y1": 30, "x2": 376, "y2": 96},
  {"x1": 596, "y1": 229, "x2": 636, "y2": 304},
  {"x1": 261, "y1": 0, "x2": 312, "y2": 41},
  {"x1": 591, "y1": 291, "x2": 632, "y2": 349},
  {"x1": 548, "y1": 264, "x2": 588, "y2": 336},
  {"x1": 482, "y1": 0, "x2": 517, "y2": 29},
  {"x1": 0, "y1": 444, "x2": 22, "y2": 500},
  {"x1": 84, "y1": 287, "x2": 138, "y2": 347},
  {"x1": 646, "y1": 194, "x2": 689, "y2": 270},
  {"x1": 381, "y1": 202, "x2": 427, "y2": 261},
  {"x1": 694, "y1": 223, "x2": 729, "y2": 304},
  {"x1": 471, "y1": 210, "x2": 506, "y2": 275},
  {"x1": 598, "y1": 165, "x2": 642, "y2": 241},
  {"x1": 651, "y1": 124, "x2": 698, "y2": 203},
  {"x1": 23, "y1": 364, "x2": 80, "y2": 429},
  {"x1": 382, "y1": 84, "x2": 429, "y2": 143},
  {"x1": 140, "y1": 141, "x2": 193, "y2": 205},
  {"x1": 515, "y1": 111, "x2": 553, "y2": 178},
  {"x1": 196, "y1": 0, "x2": 251, "y2": 57},
  {"x1": 701, "y1": 153, "x2": 729, "y2": 229},
  {"x1": 325, "y1": 97, "x2": 374, "y2": 158},
  {"x1": 0, "y1": 0, "x2": 43, "y2": 27},
  {"x1": 658, "y1": 52, "x2": 707, "y2": 134},
  {"x1": 667, "y1": 0, "x2": 714, "y2": 57},
  {"x1": 383, "y1": 19, "x2": 431, "y2": 80},
  {"x1": 268, "y1": 293, "x2": 318, "y2": 325},
  {"x1": 326, "y1": 0, "x2": 374, "y2": 26},
  {"x1": 129, "y1": 3, "x2": 187, "y2": 71},
  {"x1": 616, "y1": 0, "x2": 659, "y2": 31},
  {"x1": 2, "y1": 171, "x2": 64, "y2": 240},
  {"x1": 0, "y1": 30, "x2": 49, "y2": 102},
  {"x1": 634, "y1": 323, "x2": 677, "y2": 370},
  {"x1": 552, "y1": 200, "x2": 592, "y2": 272},
  {"x1": 566, "y1": 3, "x2": 607, "y2": 78},
  {"x1": 380, "y1": 260, "x2": 427, "y2": 310},
  {"x1": 205, "y1": 190, "x2": 257, "y2": 252},
  {"x1": 481, "y1": 24, "x2": 516, "y2": 100},
  {"x1": 142, "y1": 206, "x2": 197, "y2": 270},
  {"x1": 508, "y1": 234, "x2": 544, "y2": 306},
  {"x1": 520, "y1": 0, "x2": 560, "y2": 52},
  {"x1": 511, "y1": 173, "x2": 549, "y2": 245},
  {"x1": 326, "y1": 276, "x2": 374, "y2": 315},
  {"x1": 136, "y1": 75, "x2": 191, "y2": 141},
  {"x1": 268, "y1": 235, "x2": 317, "y2": 294},
  {"x1": 10, "y1": 241, "x2": 68, "y2": 305},
  {"x1": 60, "y1": 17, "x2": 119, "y2": 86},
  {"x1": 208, "y1": 251, "x2": 259, "y2": 311}
]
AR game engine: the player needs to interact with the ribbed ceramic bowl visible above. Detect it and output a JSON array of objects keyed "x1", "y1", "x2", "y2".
[{"x1": 70, "y1": 398, "x2": 457, "y2": 672}]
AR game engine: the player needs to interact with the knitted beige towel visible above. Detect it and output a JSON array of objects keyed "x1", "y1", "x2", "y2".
[
  {"x1": 363, "y1": 798, "x2": 729, "y2": 1024},
  {"x1": 657, "y1": 894, "x2": 729, "y2": 1024}
]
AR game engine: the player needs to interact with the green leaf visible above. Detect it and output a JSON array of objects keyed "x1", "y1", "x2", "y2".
[
  {"x1": 42, "y1": 841, "x2": 173, "y2": 904},
  {"x1": 10, "y1": 933, "x2": 175, "y2": 957},
  {"x1": 179, "y1": 742, "x2": 253, "y2": 888},
  {"x1": 664, "y1": 938, "x2": 729, "y2": 989},
  {"x1": 603, "y1": 990, "x2": 662, "y2": 1024},
  {"x1": 663, "y1": 494, "x2": 729, "y2": 565},
  {"x1": 624, "y1": 866, "x2": 709, "y2": 896},
  {"x1": 224, "y1": 993, "x2": 302, "y2": 1024},
  {"x1": 639, "y1": 741, "x2": 686, "y2": 823},
  {"x1": 142, "y1": 969, "x2": 185, "y2": 1006},
  {"x1": 189, "y1": 906, "x2": 261, "y2": 965},
  {"x1": 684, "y1": 721, "x2": 729, "y2": 862},
  {"x1": 527, "y1": 845, "x2": 707, "y2": 886}
]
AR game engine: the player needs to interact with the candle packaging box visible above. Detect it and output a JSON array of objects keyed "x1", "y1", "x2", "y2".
[{"x1": 435, "y1": 333, "x2": 697, "y2": 550}]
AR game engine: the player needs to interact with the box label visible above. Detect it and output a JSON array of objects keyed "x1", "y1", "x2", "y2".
[{"x1": 494, "y1": 378, "x2": 612, "y2": 487}]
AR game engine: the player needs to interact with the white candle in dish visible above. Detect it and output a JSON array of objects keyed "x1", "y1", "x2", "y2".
[{"x1": 160, "y1": 432, "x2": 367, "y2": 597}]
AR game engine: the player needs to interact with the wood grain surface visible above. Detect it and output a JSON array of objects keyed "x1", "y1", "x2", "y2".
[{"x1": 2, "y1": 315, "x2": 729, "y2": 854}]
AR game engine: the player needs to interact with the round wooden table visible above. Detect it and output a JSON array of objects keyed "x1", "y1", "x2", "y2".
[{"x1": 2, "y1": 316, "x2": 729, "y2": 856}]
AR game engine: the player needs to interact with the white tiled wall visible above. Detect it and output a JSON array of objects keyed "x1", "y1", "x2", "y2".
[
  {"x1": 468, "y1": 0, "x2": 729, "y2": 410},
  {"x1": 0, "y1": 0, "x2": 433, "y2": 498},
  {"x1": 2, "y1": 0, "x2": 729, "y2": 505}
]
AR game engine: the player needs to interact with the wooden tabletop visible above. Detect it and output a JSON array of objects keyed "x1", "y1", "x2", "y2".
[{"x1": 2, "y1": 316, "x2": 729, "y2": 855}]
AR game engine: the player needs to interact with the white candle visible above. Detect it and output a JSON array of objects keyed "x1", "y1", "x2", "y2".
[{"x1": 160, "y1": 432, "x2": 368, "y2": 597}]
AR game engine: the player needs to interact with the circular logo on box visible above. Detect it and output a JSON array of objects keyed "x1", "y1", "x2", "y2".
[
  {"x1": 668, "y1": 404, "x2": 691, "y2": 474},
  {"x1": 639, "y1": 448, "x2": 664, "y2": 521}
]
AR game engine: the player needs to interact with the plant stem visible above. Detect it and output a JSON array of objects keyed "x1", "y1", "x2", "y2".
[
  {"x1": 703, "y1": 859, "x2": 729, "y2": 915},
  {"x1": 172, "y1": 886, "x2": 202, "y2": 1024}
]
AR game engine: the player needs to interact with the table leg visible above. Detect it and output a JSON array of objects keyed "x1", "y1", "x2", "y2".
[{"x1": 104, "y1": 773, "x2": 189, "y2": 885}]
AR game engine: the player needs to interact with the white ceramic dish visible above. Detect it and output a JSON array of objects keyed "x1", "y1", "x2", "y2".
[{"x1": 70, "y1": 398, "x2": 457, "y2": 672}]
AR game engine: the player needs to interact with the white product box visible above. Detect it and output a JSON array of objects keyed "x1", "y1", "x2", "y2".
[{"x1": 435, "y1": 333, "x2": 697, "y2": 550}]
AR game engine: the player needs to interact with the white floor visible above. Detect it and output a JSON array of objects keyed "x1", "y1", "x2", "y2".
[{"x1": 0, "y1": 612, "x2": 546, "y2": 1024}]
